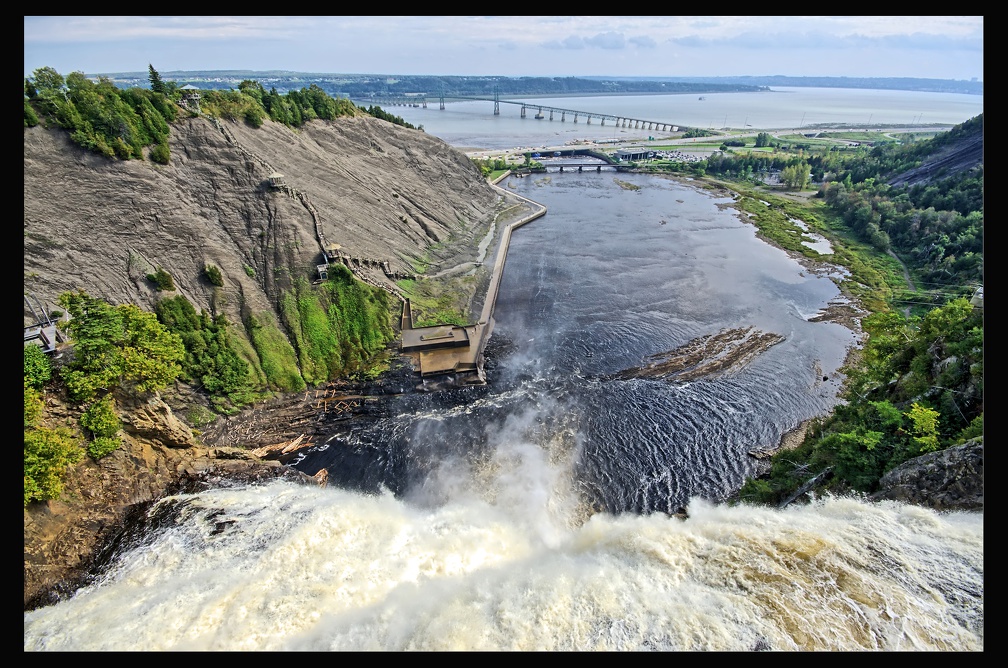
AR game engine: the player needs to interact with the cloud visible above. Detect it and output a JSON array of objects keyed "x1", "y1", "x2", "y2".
[
  {"x1": 584, "y1": 32, "x2": 626, "y2": 50},
  {"x1": 542, "y1": 35, "x2": 586, "y2": 50},
  {"x1": 668, "y1": 27, "x2": 982, "y2": 54},
  {"x1": 24, "y1": 16, "x2": 310, "y2": 43},
  {"x1": 24, "y1": 15, "x2": 984, "y2": 80},
  {"x1": 628, "y1": 35, "x2": 656, "y2": 48},
  {"x1": 544, "y1": 31, "x2": 646, "y2": 51}
]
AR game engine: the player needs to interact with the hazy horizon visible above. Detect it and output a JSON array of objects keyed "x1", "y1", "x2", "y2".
[{"x1": 25, "y1": 16, "x2": 983, "y2": 82}]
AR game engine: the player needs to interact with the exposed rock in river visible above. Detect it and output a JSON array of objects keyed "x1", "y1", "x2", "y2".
[{"x1": 611, "y1": 326, "x2": 786, "y2": 383}]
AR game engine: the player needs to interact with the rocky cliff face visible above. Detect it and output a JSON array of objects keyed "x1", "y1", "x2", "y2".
[
  {"x1": 23, "y1": 385, "x2": 300, "y2": 610},
  {"x1": 24, "y1": 114, "x2": 506, "y2": 333}
]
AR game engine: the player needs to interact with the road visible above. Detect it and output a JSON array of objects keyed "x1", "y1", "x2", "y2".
[{"x1": 465, "y1": 125, "x2": 954, "y2": 164}]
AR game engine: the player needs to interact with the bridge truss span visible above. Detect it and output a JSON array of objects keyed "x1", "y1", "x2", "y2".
[
  {"x1": 365, "y1": 91, "x2": 683, "y2": 133},
  {"x1": 511, "y1": 101, "x2": 679, "y2": 133}
]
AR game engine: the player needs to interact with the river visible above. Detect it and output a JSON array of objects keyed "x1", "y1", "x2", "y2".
[{"x1": 23, "y1": 87, "x2": 983, "y2": 651}]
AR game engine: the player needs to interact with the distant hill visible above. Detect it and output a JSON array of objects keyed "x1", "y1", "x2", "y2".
[
  {"x1": 89, "y1": 71, "x2": 982, "y2": 98},
  {"x1": 592, "y1": 75, "x2": 982, "y2": 96}
]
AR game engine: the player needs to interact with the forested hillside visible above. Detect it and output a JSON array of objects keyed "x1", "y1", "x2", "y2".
[
  {"x1": 695, "y1": 115, "x2": 983, "y2": 304},
  {"x1": 732, "y1": 117, "x2": 984, "y2": 506}
]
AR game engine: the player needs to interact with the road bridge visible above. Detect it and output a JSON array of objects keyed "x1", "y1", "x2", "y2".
[
  {"x1": 360, "y1": 91, "x2": 685, "y2": 133},
  {"x1": 535, "y1": 163, "x2": 620, "y2": 173}
]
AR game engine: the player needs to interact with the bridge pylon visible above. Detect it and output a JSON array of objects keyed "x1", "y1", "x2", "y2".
[{"x1": 494, "y1": 88, "x2": 500, "y2": 116}]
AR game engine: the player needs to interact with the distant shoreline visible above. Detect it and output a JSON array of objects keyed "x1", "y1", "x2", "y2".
[{"x1": 87, "y1": 70, "x2": 983, "y2": 98}]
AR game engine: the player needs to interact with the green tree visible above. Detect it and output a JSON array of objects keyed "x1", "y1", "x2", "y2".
[
  {"x1": 80, "y1": 395, "x2": 122, "y2": 460},
  {"x1": 24, "y1": 345, "x2": 52, "y2": 389},
  {"x1": 781, "y1": 161, "x2": 811, "y2": 189},
  {"x1": 24, "y1": 385, "x2": 44, "y2": 428},
  {"x1": 906, "y1": 402, "x2": 940, "y2": 454},
  {"x1": 204, "y1": 264, "x2": 224, "y2": 287},
  {"x1": 24, "y1": 426, "x2": 83, "y2": 506},
  {"x1": 150, "y1": 141, "x2": 170, "y2": 164},
  {"x1": 244, "y1": 105, "x2": 265, "y2": 128},
  {"x1": 24, "y1": 348, "x2": 83, "y2": 505},
  {"x1": 148, "y1": 64, "x2": 165, "y2": 94},
  {"x1": 57, "y1": 291, "x2": 185, "y2": 401},
  {"x1": 30, "y1": 66, "x2": 65, "y2": 99},
  {"x1": 24, "y1": 98, "x2": 39, "y2": 127},
  {"x1": 147, "y1": 267, "x2": 175, "y2": 291}
]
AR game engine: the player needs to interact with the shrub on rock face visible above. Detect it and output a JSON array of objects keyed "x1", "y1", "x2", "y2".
[
  {"x1": 204, "y1": 264, "x2": 224, "y2": 287},
  {"x1": 24, "y1": 426, "x2": 83, "y2": 506},
  {"x1": 147, "y1": 267, "x2": 175, "y2": 291},
  {"x1": 244, "y1": 106, "x2": 264, "y2": 128},
  {"x1": 150, "y1": 141, "x2": 170, "y2": 164},
  {"x1": 86, "y1": 436, "x2": 120, "y2": 460},
  {"x1": 80, "y1": 396, "x2": 120, "y2": 457},
  {"x1": 24, "y1": 98, "x2": 39, "y2": 127}
]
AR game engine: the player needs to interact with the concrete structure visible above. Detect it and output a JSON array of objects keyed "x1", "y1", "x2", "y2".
[
  {"x1": 24, "y1": 295, "x2": 67, "y2": 354},
  {"x1": 616, "y1": 148, "x2": 654, "y2": 162},
  {"x1": 400, "y1": 300, "x2": 487, "y2": 384},
  {"x1": 179, "y1": 84, "x2": 202, "y2": 113}
]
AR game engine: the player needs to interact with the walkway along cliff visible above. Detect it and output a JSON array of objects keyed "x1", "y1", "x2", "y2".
[{"x1": 399, "y1": 176, "x2": 546, "y2": 388}]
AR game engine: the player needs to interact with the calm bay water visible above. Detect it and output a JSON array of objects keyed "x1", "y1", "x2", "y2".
[
  {"x1": 383, "y1": 87, "x2": 983, "y2": 151},
  {"x1": 24, "y1": 88, "x2": 983, "y2": 651}
]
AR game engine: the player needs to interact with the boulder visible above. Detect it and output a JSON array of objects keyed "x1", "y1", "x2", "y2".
[{"x1": 870, "y1": 438, "x2": 983, "y2": 511}]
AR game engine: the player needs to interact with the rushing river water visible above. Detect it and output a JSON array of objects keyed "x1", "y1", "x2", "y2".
[{"x1": 24, "y1": 88, "x2": 983, "y2": 651}]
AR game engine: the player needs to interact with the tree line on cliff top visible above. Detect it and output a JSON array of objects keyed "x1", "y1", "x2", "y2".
[{"x1": 24, "y1": 65, "x2": 417, "y2": 163}]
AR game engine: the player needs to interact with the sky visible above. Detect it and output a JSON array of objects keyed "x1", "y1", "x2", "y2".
[{"x1": 24, "y1": 16, "x2": 984, "y2": 82}]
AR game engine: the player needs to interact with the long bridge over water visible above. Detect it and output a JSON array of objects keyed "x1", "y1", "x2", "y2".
[{"x1": 360, "y1": 91, "x2": 683, "y2": 133}]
